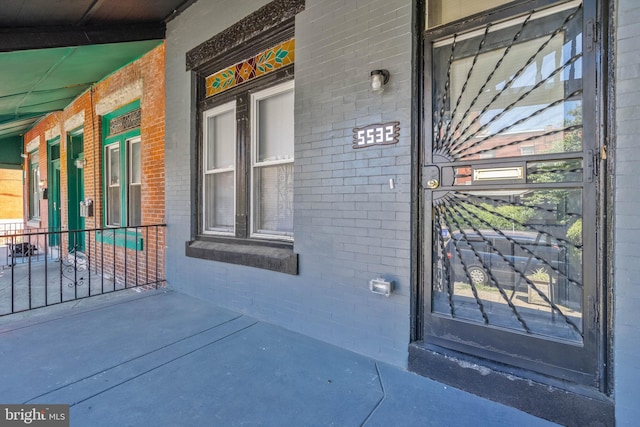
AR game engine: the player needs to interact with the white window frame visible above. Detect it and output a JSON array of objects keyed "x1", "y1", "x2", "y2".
[
  {"x1": 202, "y1": 101, "x2": 236, "y2": 235},
  {"x1": 105, "y1": 143, "x2": 121, "y2": 227},
  {"x1": 250, "y1": 80, "x2": 295, "y2": 241},
  {"x1": 29, "y1": 152, "x2": 40, "y2": 220},
  {"x1": 127, "y1": 136, "x2": 142, "y2": 226}
]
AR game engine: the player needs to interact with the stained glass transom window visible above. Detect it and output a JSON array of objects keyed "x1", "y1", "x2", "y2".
[{"x1": 205, "y1": 39, "x2": 295, "y2": 98}]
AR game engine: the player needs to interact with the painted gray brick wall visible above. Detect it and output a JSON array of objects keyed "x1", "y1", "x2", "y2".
[
  {"x1": 614, "y1": 0, "x2": 640, "y2": 423},
  {"x1": 614, "y1": 0, "x2": 640, "y2": 424},
  {"x1": 165, "y1": 0, "x2": 413, "y2": 366}
]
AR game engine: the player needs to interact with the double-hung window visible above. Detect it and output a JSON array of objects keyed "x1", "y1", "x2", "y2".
[
  {"x1": 105, "y1": 136, "x2": 141, "y2": 227},
  {"x1": 102, "y1": 102, "x2": 142, "y2": 228},
  {"x1": 29, "y1": 151, "x2": 40, "y2": 220},
  {"x1": 251, "y1": 82, "x2": 295, "y2": 238},
  {"x1": 105, "y1": 143, "x2": 121, "y2": 226},
  {"x1": 128, "y1": 138, "x2": 142, "y2": 226},
  {"x1": 201, "y1": 80, "x2": 294, "y2": 241},
  {"x1": 203, "y1": 102, "x2": 236, "y2": 234},
  {"x1": 187, "y1": 27, "x2": 298, "y2": 274}
]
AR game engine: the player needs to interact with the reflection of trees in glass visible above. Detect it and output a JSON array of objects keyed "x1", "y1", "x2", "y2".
[
  {"x1": 566, "y1": 218, "x2": 582, "y2": 246},
  {"x1": 566, "y1": 217, "x2": 583, "y2": 283},
  {"x1": 519, "y1": 105, "x2": 582, "y2": 230},
  {"x1": 450, "y1": 106, "x2": 584, "y2": 240},
  {"x1": 558, "y1": 105, "x2": 582, "y2": 152},
  {"x1": 463, "y1": 203, "x2": 535, "y2": 231}
]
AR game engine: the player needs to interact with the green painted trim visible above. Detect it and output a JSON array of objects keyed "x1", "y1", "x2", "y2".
[
  {"x1": 0, "y1": 136, "x2": 23, "y2": 168},
  {"x1": 102, "y1": 99, "x2": 141, "y2": 142},
  {"x1": 0, "y1": 163, "x2": 22, "y2": 170},
  {"x1": 47, "y1": 143, "x2": 62, "y2": 245},
  {"x1": 101, "y1": 99, "x2": 141, "y2": 227},
  {"x1": 69, "y1": 126, "x2": 84, "y2": 136},
  {"x1": 105, "y1": 128, "x2": 140, "y2": 146},
  {"x1": 96, "y1": 229, "x2": 144, "y2": 251},
  {"x1": 67, "y1": 130, "x2": 85, "y2": 251}
]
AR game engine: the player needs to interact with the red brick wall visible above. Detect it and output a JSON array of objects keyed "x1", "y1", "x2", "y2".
[
  {"x1": 21, "y1": 43, "x2": 166, "y2": 287},
  {"x1": 23, "y1": 112, "x2": 62, "y2": 242}
]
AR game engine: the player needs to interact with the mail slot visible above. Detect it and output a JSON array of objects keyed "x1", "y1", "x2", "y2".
[{"x1": 473, "y1": 166, "x2": 524, "y2": 182}]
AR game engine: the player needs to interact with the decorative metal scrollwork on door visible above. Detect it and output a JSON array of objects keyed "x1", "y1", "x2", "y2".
[{"x1": 428, "y1": 2, "x2": 586, "y2": 343}]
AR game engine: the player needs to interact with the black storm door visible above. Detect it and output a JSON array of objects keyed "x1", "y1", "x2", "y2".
[{"x1": 421, "y1": 0, "x2": 602, "y2": 385}]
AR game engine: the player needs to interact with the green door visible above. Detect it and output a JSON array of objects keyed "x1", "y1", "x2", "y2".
[
  {"x1": 67, "y1": 131, "x2": 85, "y2": 252},
  {"x1": 48, "y1": 159, "x2": 61, "y2": 246},
  {"x1": 76, "y1": 155, "x2": 85, "y2": 251}
]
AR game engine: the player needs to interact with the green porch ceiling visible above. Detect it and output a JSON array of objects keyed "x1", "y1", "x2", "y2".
[
  {"x1": 0, "y1": 40, "x2": 162, "y2": 146},
  {"x1": 0, "y1": 0, "x2": 195, "y2": 167},
  {"x1": 0, "y1": 136, "x2": 23, "y2": 169}
]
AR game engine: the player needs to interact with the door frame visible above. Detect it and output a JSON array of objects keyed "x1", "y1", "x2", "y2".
[
  {"x1": 67, "y1": 128, "x2": 85, "y2": 252},
  {"x1": 47, "y1": 138, "x2": 61, "y2": 246}
]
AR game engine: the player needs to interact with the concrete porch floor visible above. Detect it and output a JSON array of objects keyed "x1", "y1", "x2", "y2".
[{"x1": 0, "y1": 289, "x2": 559, "y2": 426}]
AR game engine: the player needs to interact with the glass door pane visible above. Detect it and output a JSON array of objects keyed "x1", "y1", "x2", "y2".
[
  {"x1": 427, "y1": 0, "x2": 512, "y2": 28},
  {"x1": 432, "y1": 4, "x2": 583, "y2": 162},
  {"x1": 106, "y1": 145, "x2": 121, "y2": 226},
  {"x1": 423, "y1": 1, "x2": 598, "y2": 382},
  {"x1": 433, "y1": 188, "x2": 583, "y2": 342}
]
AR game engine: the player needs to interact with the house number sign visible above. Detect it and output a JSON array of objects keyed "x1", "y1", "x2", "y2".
[{"x1": 352, "y1": 121, "x2": 400, "y2": 149}]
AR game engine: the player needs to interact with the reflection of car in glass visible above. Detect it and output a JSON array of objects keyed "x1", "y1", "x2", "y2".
[{"x1": 445, "y1": 230, "x2": 566, "y2": 288}]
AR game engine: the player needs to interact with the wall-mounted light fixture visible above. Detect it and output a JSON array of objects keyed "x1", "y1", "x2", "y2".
[
  {"x1": 20, "y1": 153, "x2": 29, "y2": 159},
  {"x1": 75, "y1": 158, "x2": 86, "y2": 169},
  {"x1": 370, "y1": 69, "x2": 390, "y2": 93},
  {"x1": 38, "y1": 179, "x2": 47, "y2": 190}
]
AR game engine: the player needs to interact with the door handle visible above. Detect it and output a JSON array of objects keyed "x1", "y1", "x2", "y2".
[
  {"x1": 422, "y1": 165, "x2": 440, "y2": 189},
  {"x1": 426, "y1": 179, "x2": 440, "y2": 189}
]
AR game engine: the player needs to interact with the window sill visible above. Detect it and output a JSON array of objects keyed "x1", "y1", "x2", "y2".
[
  {"x1": 27, "y1": 219, "x2": 40, "y2": 228},
  {"x1": 185, "y1": 238, "x2": 298, "y2": 275}
]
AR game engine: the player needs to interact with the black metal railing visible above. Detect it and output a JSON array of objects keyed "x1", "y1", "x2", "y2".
[
  {"x1": 0, "y1": 224, "x2": 166, "y2": 317},
  {"x1": 0, "y1": 222, "x2": 27, "y2": 246}
]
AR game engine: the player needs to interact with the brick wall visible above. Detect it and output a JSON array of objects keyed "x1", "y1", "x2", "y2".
[
  {"x1": 166, "y1": 0, "x2": 412, "y2": 366},
  {"x1": 293, "y1": 0, "x2": 413, "y2": 362},
  {"x1": 21, "y1": 43, "x2": 166, "y2": 287},
  {"x1": 23, "y1": 112, "x2": 62, "y2": 248},
  {"x1": 614, "y1": 0, "x2": 640, "y2": 424}
]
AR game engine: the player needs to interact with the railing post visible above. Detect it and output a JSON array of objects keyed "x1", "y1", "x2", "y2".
[
  {"x1": 57, "y1": 232, "x2": 64, "y2": 302},
  {"x1": 124, "y1": 227, "x2": 128, "y2": 289},
  {"x1": 135, "y1": 227, "x2": 139, "y2": 287},
  {"x1": 155, "y1": 225, "x2": 159, "y2": 288},
  {"x1": 27, "y1": 234, "x2": 32, "y2": 310},
  {"x1": 145, "y1": 226, "x2": 149, "y2": 287},
  {"x1": 10, "y1": 234, "x2": 15, "y2": 314},
  {"x1": 44, "y1": 232, "x2": 48, "y2": 307},
  {"x1": 100, "y1": 229, "x2": 104, "y2": 294},
  {"x1": 73, "y1": 237, "x2": 78, "y2": 298},
  {"x1": 87, "y1": 229, "x2": 92, "y2": 296}
]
